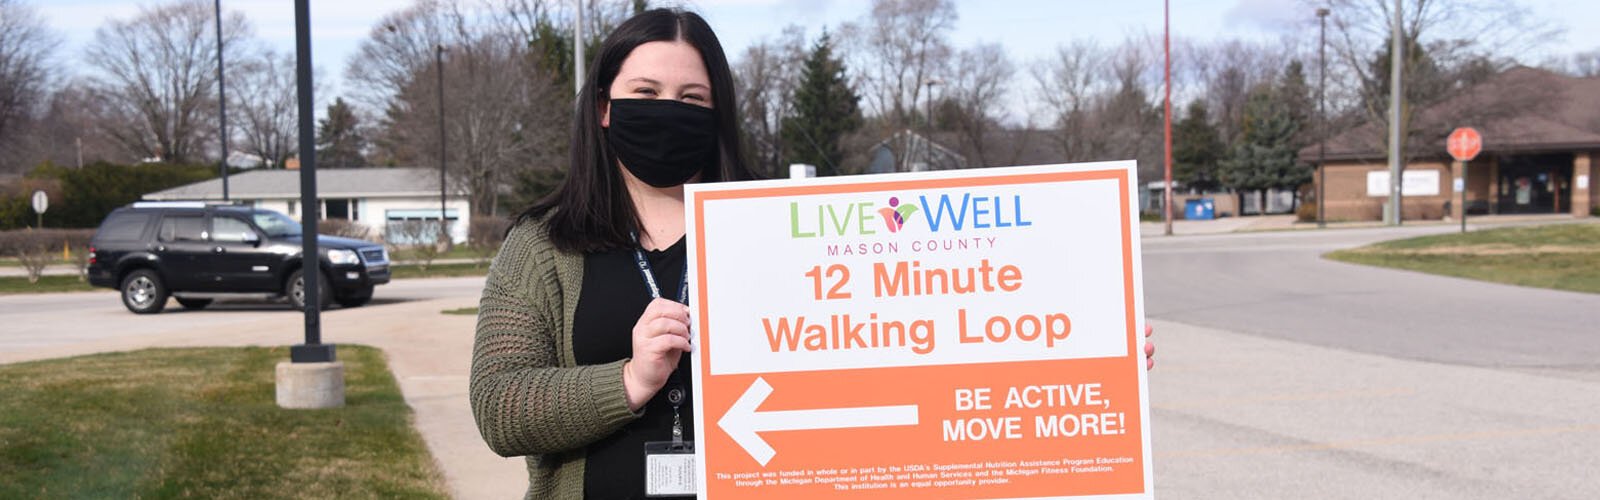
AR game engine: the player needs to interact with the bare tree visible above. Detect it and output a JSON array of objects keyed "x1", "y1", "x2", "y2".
[
  {"x1": 1315, "y1": 0, "x2": 1561, "y2": 159},
  {"x1": 84, "y1": 0, "x2": 251, "y2": 164},
  {"x1": 735, "y1": 27, "x2": 806, "y2": 177},
  {"x1": 0, "y1": 0, "x2": 58, "y2": 172},
  {"x1": 1032, "y1": 40, "x2": 1108, "y2": 162},
  {"x1": 26, "y1": 81, "x2": 129, "y2": 167},
  {"x1": 229, "y1": 49, "x2": 300, "y2": 169},
  {"x1": 940, "y1": 42, "x2": 1012, "y2": 167},
  {"x1": 351, "y1": 0, "x2": 565, "y2": 216},
  {"x1": 842, "y1": 0, "x2": 956, "y2": 133},
  {"x1": 1031, "y1": 36, "x2": 1164, "y2": 177},
  {"x1": 1187, "y1": 39, "x2": 1291, "y2": 142}
]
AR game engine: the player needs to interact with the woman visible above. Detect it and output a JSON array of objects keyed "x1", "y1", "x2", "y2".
[
  {"x1": 470, "y1": 8, "x2": 753, "y2": 499},
  {"x1": 471, "y1": 8, "x2": 1156, "y2": 499}
]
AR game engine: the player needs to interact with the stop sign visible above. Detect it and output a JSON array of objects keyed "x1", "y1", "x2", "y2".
[{"x1": 1448, "y1": 127, "x2": 1482, "y2": 161}]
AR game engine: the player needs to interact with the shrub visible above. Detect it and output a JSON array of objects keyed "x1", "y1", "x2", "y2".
[
  {"x1": 30, "y1": 162, "x2": 217, "y2": 228},
  {"x1": 384, "y1": 220, "x2": 442, "y2": 272},
  {"x1": 318, "y1": 218, "x2": 374, "y2": 241},
  {"x1": 0, "y1": 228, "x2": 90, "y2": 283}
]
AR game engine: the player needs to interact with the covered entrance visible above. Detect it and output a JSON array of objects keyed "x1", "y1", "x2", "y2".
[{"x1": 1495, "y1": 153, "x2": 1573, "y2": 214}]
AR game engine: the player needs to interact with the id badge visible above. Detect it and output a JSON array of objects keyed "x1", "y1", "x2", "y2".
[{"x1": 643, "y1": 440, "x2": 696, "y2": 497}]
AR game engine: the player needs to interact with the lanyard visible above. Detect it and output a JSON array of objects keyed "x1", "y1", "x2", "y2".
[{"x1": 630, "y1": 232, "x2": 689, "y2": 445}]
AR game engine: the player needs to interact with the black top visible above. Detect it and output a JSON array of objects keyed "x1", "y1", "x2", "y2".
[{"x1": 574, "y1": 237, "x2": 694, "y2": 499}]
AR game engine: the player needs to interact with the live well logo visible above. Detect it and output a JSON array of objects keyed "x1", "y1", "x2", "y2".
[{"x1": 789, "y1": 192, "x2": 1033, "y2": 239}]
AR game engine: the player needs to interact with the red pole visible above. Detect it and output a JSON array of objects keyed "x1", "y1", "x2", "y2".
[{"x1": 1163, "y1": 0, "x2": 1174, "y2": 236}]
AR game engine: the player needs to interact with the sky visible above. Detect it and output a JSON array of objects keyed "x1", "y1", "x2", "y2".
[{"x1": 29, "y1": 0, "x2": 1600, "y2": 123}]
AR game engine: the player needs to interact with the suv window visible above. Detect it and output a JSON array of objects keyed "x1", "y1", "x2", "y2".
[
  {"x1": 96, "y1": 212, "x2": 153, "y2": 241},
  {"x1": 252, "y1": 210, "x2": 302, "y2": 237},
  {"x1": 159, "y1": 215, "x2": 207, "y2": 242},
  {"x1": 212, "y1": 217, "x2": 257, "y2": 243}
]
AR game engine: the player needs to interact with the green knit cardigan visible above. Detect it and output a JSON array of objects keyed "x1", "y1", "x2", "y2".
[{"x1": 470, "y1": 217, "x2": 643, "y2": 499}]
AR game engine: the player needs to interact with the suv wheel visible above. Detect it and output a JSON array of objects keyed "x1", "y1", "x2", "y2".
[
  {"x1": 287, "y1": 268, "x2": 332, "y2": 311},
  {"x1": 121, "y1": 269, "x2": 168, "y2": 314},
  {"x1": 335, "y1": 286, "x2": 374, "y2": 308},
  {"x1": 176, "y1": 298, "x2": 214, "y2": 310}
]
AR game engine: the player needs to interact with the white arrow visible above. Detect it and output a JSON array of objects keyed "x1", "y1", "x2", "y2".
[{"x1": 718, "y1": 377, "x2": 919, "y2": 466}]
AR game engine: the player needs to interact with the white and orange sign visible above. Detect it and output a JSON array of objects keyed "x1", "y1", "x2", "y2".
[{"x1": 686, "y1": 161, "x2": 1152, "y2": 499}]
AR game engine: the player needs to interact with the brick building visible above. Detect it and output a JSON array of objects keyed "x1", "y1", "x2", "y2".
[{"x1": 1303, "y1": 67, "x2": 1598, "y2": 221}]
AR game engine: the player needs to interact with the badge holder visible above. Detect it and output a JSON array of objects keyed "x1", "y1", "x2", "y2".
[{"x1": 644, "y1": 387, "x2": 696, "y2": 497}]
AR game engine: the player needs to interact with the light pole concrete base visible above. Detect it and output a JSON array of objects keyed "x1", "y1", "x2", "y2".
[{"x1": 276, "y1": 361, "x2": 345, "y2": 409}]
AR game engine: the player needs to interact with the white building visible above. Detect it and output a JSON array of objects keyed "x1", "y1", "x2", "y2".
[{"x1": 143, "y1": 167, "x2": 471, "y2": 244}]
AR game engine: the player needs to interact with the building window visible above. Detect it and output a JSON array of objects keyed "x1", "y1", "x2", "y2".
[
  {"x1": 323, "y1": 199, "x2": 359, "y2": 221},
  {"x1": 288, "y1": 200, "x2": 297, "y2": 217},
  {"x1": 384, "y1": 209, "x2": 459, "y2": 245}
]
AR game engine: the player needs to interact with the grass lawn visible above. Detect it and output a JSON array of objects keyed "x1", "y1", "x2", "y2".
[
  {"x1": 388, "y1": 246, "x2": 491, "y2": 262},
  {"x1": 441, "y1": 307, "x2": 479, "y2": 316},
  {"x1": 0, "y1": 274, "x2": 96, "y2": 295},
  {"x1": 0, "y1": 346, "x2": 447, "y2": 499},
  {"x1": 390, "y1": 262, "x2": 489, "y2": 280},
  {"x1": 1326, "y1": 222, "x2": 1600, "y2": 294}
]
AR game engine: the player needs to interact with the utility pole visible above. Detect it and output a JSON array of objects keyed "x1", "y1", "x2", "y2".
[
  {"x1": 215, "y1": 0, "x2": 230, "y2": 202},
  {"x1": 574, "y1": 0, "x2": 585, "y2": 93},
  {"x1": 1317, "y1": 7, "x2": 1329, "y2": 228},
  {"x1": 1163, "y1": 0, "x2": 1174, "y2": 236},
  {"x1": 436, "y1": 45, "x2": 449, "y2": 249},
  {"x1": 1387, "y1": 0, "x2": 1404, "y2": 226}
]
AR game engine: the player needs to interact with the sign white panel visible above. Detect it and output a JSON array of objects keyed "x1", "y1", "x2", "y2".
[{"x1": 1367, "y1": 170, "x2": 1441, "y2": 197}]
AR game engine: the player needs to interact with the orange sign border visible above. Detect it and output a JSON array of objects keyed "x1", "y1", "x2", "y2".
[{"x1": 689, "y1": 166, "x2": 1148, "y2": 498}]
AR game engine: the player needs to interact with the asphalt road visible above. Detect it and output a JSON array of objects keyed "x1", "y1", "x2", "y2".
[
  {"x1": 1142, "y1": 221, "x2": 1600, "y2": 375},
  {"x1": 1141, "y1": 221, "x2": 1600, "y2": 499}
]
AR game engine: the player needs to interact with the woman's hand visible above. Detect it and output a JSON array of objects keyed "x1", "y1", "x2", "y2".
[
  {"x1": 623, "y1": 298, "x2": 693, "y2": 412},
  {"x1": 1145, "y1": 324, "x2": 1156, "y2": 371}
]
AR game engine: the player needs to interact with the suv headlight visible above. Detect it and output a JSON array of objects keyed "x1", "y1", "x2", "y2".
[{"x1": 328, "y1": 249, "x2": 360, "y2": 265}]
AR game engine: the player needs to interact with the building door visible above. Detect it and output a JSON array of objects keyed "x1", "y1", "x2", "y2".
[{"x1": 1497, "y1": 154, "x2": 1573, "y2": 214}]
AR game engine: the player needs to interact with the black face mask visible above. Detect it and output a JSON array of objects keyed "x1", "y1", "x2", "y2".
[{"x1": 605, "y1": 98, "x2": 718, "y2": 188}]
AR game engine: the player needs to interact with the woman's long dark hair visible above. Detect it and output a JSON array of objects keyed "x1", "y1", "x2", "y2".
[{"x1": 517, "y1": 8, "x2": 755, "y2": 252}]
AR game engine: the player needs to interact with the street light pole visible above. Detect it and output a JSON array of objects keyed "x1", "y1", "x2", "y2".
[
  {"x1": 215, "y1": 0, "x2": 230, "y2": 202},
  {"x1": 291, "y1": 0, "x2": 330, "y2": 363},
  {"x1": 436, "y1": 45, "x2": 449, "y2": 249},
  {"x1": 1317, "y1": 7, "x2": 1329, "y2": 228}
]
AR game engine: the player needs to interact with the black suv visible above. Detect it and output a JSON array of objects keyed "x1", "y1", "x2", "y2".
[{"x1": 86, "y1": 202, "x2": 390, "y2": 313}]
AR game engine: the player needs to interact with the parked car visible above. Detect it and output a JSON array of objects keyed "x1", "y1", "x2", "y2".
[{"x1": 86, "y1": 202, "x2": 390, "y2": 314}]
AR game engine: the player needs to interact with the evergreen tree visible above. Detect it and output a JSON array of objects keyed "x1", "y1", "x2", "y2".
[
  {"x1": 1219, "y1": 65, "x2": 1311, "y2": 214},
  {"x1": 1173, "y1": 100, "x2": 1225, "y2": 193},
  {"x1": 316, "y1": 98, "x2": 368, "y2": 168},
  {"x1": 781, "y1": 32, "x2": 861, "y2": 176}
]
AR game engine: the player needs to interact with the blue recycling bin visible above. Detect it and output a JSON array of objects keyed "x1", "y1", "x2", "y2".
[{"x1": 1185, "y1": 199, "x2": 1215, "y2": 220}]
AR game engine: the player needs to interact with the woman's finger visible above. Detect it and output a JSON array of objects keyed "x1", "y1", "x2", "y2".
[
  {"x1": 639, "y1": 298, "x2": 690, "y2": 323},
  {"x1": 646, "y1": 317, "x2": 690, "y2": 338}
]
